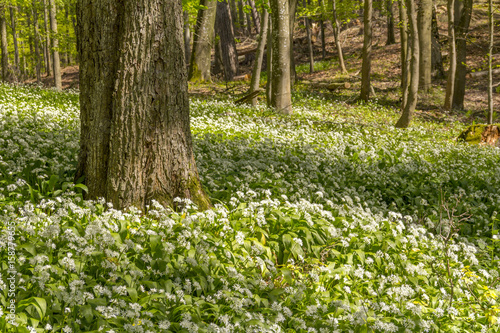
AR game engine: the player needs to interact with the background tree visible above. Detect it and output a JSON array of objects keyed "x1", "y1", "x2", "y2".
[
  {"x1": 32, "y1": 0, "x2": 41, "y2": 83},
  {"x1": 9, "y1": 5, "x2": 20, "y2": 75},
  {"x1": 444, "y1": 0, "x2": 456, "y2": 110},
  {"x1": 1, "y1": 3, "x2": 10, "y2": 81},
  {"x1": 249, "y1": 6, "x2": 268, "y2": 105},
  {"x1": 331, "y1": 0, "x2": 347, "y2": 73},
  {"x1": 49, "y1": 0, "x2": 61, "y2": 89},
  {"x1": 360, "y1": 0, "x2": 373, "y2": 101},
  {"x1": 418, "y1": 0, "x2": 431, "y2": 91},
  {"x1": 188, "y1": 0, "x2": 217, "y2": 82},
  {"x1": 215, "y1": 0, "x2": 239, "y2": 81},
  {"x1": 487, "y1": 0, "x2": 493, "y2": 124},
  {"x1": 76, "y1": 0, "x2": 210, "y2": 211},
  {"x1": 386, "y1": 0, "x2": 395, "y2": 45}
]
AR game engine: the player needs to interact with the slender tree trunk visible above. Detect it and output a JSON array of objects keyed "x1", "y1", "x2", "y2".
[
  {"x1": 216, "y1": 0, "x2": 239, "y2": 81},
  {"x1": 487, "y1": 0, "x2": 493, "y2": 124},
  {"x1": 386, "y1": 0, "x2": 395, "y2": 45},
  {"x1": 64, "y1": 5, "x2": 70, "y2": 66},
  {"x1": 431, "y1": 5, "x2": 444, "y2": 78},
  {"x1": 26, "y1": 8, "x2": 34, "y2": 76},
  {"x1": 396, "y1": 0, "x2": 419, "y2": 128},
  {"x1": 332, "y1": 0, "x2": 347, "y2": 73},
  {"x1": 238, "y1": 0, "x2": 246, "y2": 34},
  {"x1": 9, "y1": 7, "x2": 20, "y2": 72},
  {"x1": 183, "y1": 11, "x2": 191, "y2": 68},
  {"x1": 304, "y1": 0, "x2": 314, "y2": 73},
  {"x1": 250, "y1": 8, "x2": 269, "y2": 105},
  {"x1": 20, "y1": 39, "x2": 26, "y2": 78},
  {"x1": 188, "y1": 0, "x2": 217, "y2": 82},
  {"x1": 32, "y1": 0, "x2": 42, "y2": 83},
  {"x1": 318, "y1": 0, "x2": 326, "y2": 59},
  {"x1": 76, "y1": 0, "x2": 210, "y2": 211},
  {"x1": 229, "y1": 0, "x2": 238, "y2": 33},
  {"x1": 451, "y1": 0, "x2": 472, "y2": 110},
  {"x1": 248, "y1": 0, "x2": 261, "y2": 35},
  {"x1": 266, "y1": 15, "x2": 273, "y2": 104},
  {"x1": 0, "y1": 5, "x2": 10, "y2": 82},
  {"x1": 49, "y1": 0, "x2": 61, "y2": 89},
  {"x1": 289, "y1": 0, "x2": 298, "y2": 86},
  {"x1": 444, "y1": 0, "x2": 456, "y2": 110},
  {"x1": 270, "y1": 0, "x2": 292, "y2": 114},
  {"x1": 360, "y1": 0, "x2": 373, "y2": 101},
  {"x1": 43, "y1": 0, "x2": 51, "y2": 75},
  {"x1": 246, "y1": 10, "x2": 253, "y2": 35},
  {"x1": 418, "y1": 0, "x2": 431, "y2": 91},
  {"x1": 399, "y1": 0, "x2": 408, "y2": 93}
]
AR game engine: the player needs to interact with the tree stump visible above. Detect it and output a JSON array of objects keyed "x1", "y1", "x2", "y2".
[{"x1": 458, "y1": 124, "x2": 500, "y2": 147}]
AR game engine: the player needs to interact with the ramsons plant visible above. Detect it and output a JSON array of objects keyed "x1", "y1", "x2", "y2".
[{"x1": 0, "y1": 83, "x2": 499, "y2": 332}]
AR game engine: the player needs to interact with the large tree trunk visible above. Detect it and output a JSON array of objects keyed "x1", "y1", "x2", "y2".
[
  {"x1": 270, "y1": 0, "x2": 292, "y2": 114},
  {"x1": 216, "y1": 0, "x2": 239, "y2": 81},
  {"x1": 9, "y1": 7, "x2": 20, "y2": 73},
  {"x1": 332, "y1": 0, "x2": 347, "y2": 73},
  {"x1": 188, "y1": 0, "x2": 217, "y2": 83},
  {"x1": 444, "y1": 0, "x2": 456, "y2": 110},
  {"x1": 43, "y1": 0, "x2": 51, "y2": 76},
  {"x1": 304, "y1": 0, "x2": 314, "y2": 73},
  {"x1": 0, "y1": 5, "x2": 9, "y2": 81},
  {"x1": 32, "y1": 0, "x2": 42, "y2": 83},
  {"x1": 396, "y1": 0, "x2": 419, "y2": 128},
  {"x1": 399, "y1": 0, "x2": 408, "y2": 93},
  {"x1": 451, "y1": 0, "x2": 472, "y2": 110},
  {"x1": 487, "y1": 0, "x2": 493, "y2": 124},
  {"x1": 49, "y1": 0, "x2": 61, "y2": 89},
  {"x1": 360, "y1": 0, "x2": 373, "y2": 101},
  {"x1": 249, "y1": 8, "x2": 269, "y2": 105},
  {"x1": 229, "y1": 0, "x2": 238, "y2": 33},
  {"x1": 431, "y1": 5, "x2": 444, "y2": 78},
  {"x1": 418, "y1": 0, "x2": 432, "y2": 91},
  {"x1": 76, "y1": 0, "x2": 210, "y2": 211},
  {"x1": 386, "y1": 0, "x2": 395, "y2": 45}
]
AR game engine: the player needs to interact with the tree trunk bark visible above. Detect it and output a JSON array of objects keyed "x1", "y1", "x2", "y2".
[
  {"x1": 76, "y1": 0, "x2": 210, "y2": 211},
  {"x1": 26, "y1": 7, "x2": 34, "y2": 76},
  {"x1": 238, "y1": 0, "x2": 246, "y2": 34},
  {"x1": 266, "y1": 15, "x2": 273, "y2": 105},
  {"x1": 318, "y1": 0, "x2": 326, "y2": 59},
  {"x1": 229, "y1": 0, "x2": 238, "y2": 33},
  {"x1": 188, "y1": 0, "x2": 217, "y2": 83},
  {"x1": 32, "y1": 0, "x2": 42, "y2": 83},
  {"x1": 418, "y1": 0, "x2": 431, "y2": 91},
  {"x1": 360, "y1": 0, "x2": 373, "y2": 101},
  {"x1": 43, "y1": 0, "x2": 51, "y2": 75},
  {"x1": 9, "y1": 7, "x2": 20, "y2": 73},
  {"x1": 399, "y1": 0, "x2": 409, "y2": 105},
  {"x1": 289, "y1": 0, "x2": 298, "y2": 87},
  {"x1": 249, "y1": 8, "x2": 269, "y2": 105},
  {"x1": 248, "y1": 0, "x2": 261, "y2": 35},
  {"x1": 386, "y1": 0, "x2": 395, "y2": 45},
  {"x1": 444, "y1": 0, "x2": 456, "y2": 110},
  {"x1": 304, "y1": 0, "x2": 314, "y2": 73},
  {"x1": 64, "y1": 5, "x2": 71, "y2": 66},
  {"x1": 332, "y1": 0, "x2": 347, "y2": 73},
  {"x1": 270, "y1": 0, "x2": 292, "y2": 114},
  {"x1": 487, "y1": 0, "x2": 493, "y2": 124},
  {"x1": 216, "y1": 0, "x2": 239, "y2": 81},
  {"x1": 431, "y1": 5, "x2": 444, "y2": 78},
  {"x1": 49, "y1": 0, "x2": 61, "y2": 89},
  {"x1": 183, "y1": 10, "x2": 191, "y2": 69},
  {"x1": 0, "y1": 5, "x2": 9, "y2": 82},
  {"x1": 451, "y1": 0, "x2": 472, "y2": 110},
  {"x1": 396, "y1": 0, "x2": 419, "y2": 128}
]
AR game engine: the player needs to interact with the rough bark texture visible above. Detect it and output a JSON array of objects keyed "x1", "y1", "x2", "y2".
[
  {"x1": 304, "y1": 0, "x2": 314, "y2": 73},
  {"x1": 332, "y1": 0, "x2": 347, "y2": 73},
  {"x1": 451, "y1": 0, "x2": 472, "y2": 110},
  {"x1": 49, "y1": 0, "x2": 61, "y2": 89},
  {"x1": 270, "y1": 0, "x2": 292, "y2": 114},
  {"x1": 32, "y1": 0, "x2": 42, "y2": 83},
  {"x1": 0, "y1": 5, "x2": 9, "y2": 82},
  {"x1": 76, "y1": 0, "x2": 210, "y2": 211},
  {"x1": 386, "y1": 0, "x2": 395, "y2": 45},
  {"x1": 444, "y1": 0, "x2": 456, "y2": 110},
  {"x1": 399, "y1": 0, "x2": 408, "y2": 92},
  {"x1": 183, "y1": 11, "x2": 191, "y2": 68},
  {"x1": 266, "y1": 15, "x2": 273, "y2": 105},
  {"x1": 289, "y1": 0, "x2": 298, "y2": 87},
  {"x1": 431, "y1": 5, "x2": 444, "y2": 78},
  {"x1": 360, "y1": 0, "x2": 373, "y2": 101},
  {"x1": 396, "y1": 0, "x2": 419, "y2": 128},
  {"x1": 9, "y1": 7, "x2": 20, "y2": 72},
  {"x1": 188, "y1": 0, "x2": 217, "y2": 83},
  {"x1": 249, "y1": 8, "x2": 269, "y2": 105},
  {"x1": 42, "y1": 0, "x2": 51, "y2": 76},
  {"x1": 418, "y1": 0, "x2": 432, "y2": 91},
  {"x1": 216, "y1": 0, "x2": 239, "y2": 81}
]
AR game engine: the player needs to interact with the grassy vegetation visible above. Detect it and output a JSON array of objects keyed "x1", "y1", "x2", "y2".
[{"x1": 0, "y1": 83, "x2": 499, "y2": 332}]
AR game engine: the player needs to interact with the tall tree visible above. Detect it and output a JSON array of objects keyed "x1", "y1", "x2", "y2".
[
  {"x1": 431, "y1": 5, "x2": 444, "y2": 78},
  {"x1": 399, "y1": 0, "x2": 408, "y2": 93},
  {"x1": 289, "y1": 0, "x2": 298, "y2": 86},
  {"x1": 270, "y1": 0, "x2": 292, "y2": 114},
  {"x1": 32, "y1": 0, "x2": 42, "y2": 83},
  {"x1": 304, "y1": 0, "x2": 314, "y2": 73},
  {"x1": 183, "y1": 10, "x2": 191, "y2": 67},
  {"x1": 215, "y1": 0, "x2": 239, "y2": 81},
  {"x1": 318, "y1": 0, "x2": 326, "y2": 59},
  {"x1": 360, "y1": 0, "x2": 373, "y2": 101},
  {"x1": 332, "y1": 0, "x2": 347, "y2": 73},
  {"x1": 49, "y1": 0, "x2": 61, "y2": 89},
  {"x1": 76, "y1": 0, "x2": 210, "y2": 211},
  {"x1": 249, "y1": 7, "x2": 269, "y2": 105},
  {"x1": 451, "y1": 0, "x2": 472, "y2": 109},
  {"x1": 443, "y1": 0, "x2": 456, "y2": 110},
  {"x1": 188, "y1": 0, "x2": 217, "y2": 82},
  {"x1": 418, "y1": 0, "x2": 432, "y2": 91},
  {"x1": 9, "y1": 6, "x2": 20, "y2": 73},
  {"x1": 43, "y1": 0, "x2": 51, "y2": 76},
  {"x1": 0, "y1": 4, "x2": 9, "y2": 81},
  {"x1": 487, "y1": 0, "x2": 493, "y2": 124},
  {"x1": 386, "y1": 0, "x2": 395, "y2": 45},
  {"x1": 396, "y1": 0, "x2": 419, "y2": 128},
  {"x1": 248, "y1": 0, "x2": 261, "y2": 35}
]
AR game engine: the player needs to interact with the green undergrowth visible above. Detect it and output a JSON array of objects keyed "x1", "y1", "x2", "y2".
[{"x1": 0, "y1": 83, "x2": 499, "y2": 333}]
